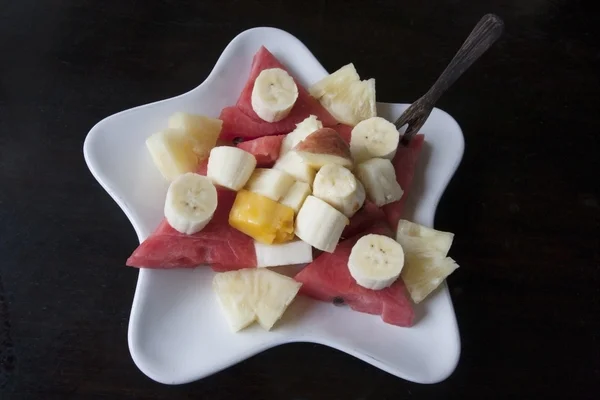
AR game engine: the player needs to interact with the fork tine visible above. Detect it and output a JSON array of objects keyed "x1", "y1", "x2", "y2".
[{"x1": 400, "y1": 121, "x2": 422, "y2": 146}]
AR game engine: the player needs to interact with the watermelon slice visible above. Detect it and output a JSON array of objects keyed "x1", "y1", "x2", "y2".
[
  {"x1": 342, "y1": 200, "x2": 388, "y2": 239},
  {"x1": 236, "y1": 134, "x2": 285, "y2": 167},
  {"x1": 219, "y1": 47, "x2": 339, "y2": 141},
  {"x1": 126, "y1": 189, "x2": 256, "y2": 270},
  {"x1": 382, "y1": 134, "x2": 425, "y2": 231},
  {"x1": 295, "y1": 224, "x2": 415, "y2": 327}
]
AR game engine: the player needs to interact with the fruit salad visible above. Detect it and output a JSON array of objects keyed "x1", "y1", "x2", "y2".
[{"x1": 128, "y1": 46, "x2": 459, "y2": 333}]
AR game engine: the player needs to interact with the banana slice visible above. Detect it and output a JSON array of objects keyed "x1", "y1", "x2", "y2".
[
  {"x1": 168, "y1": 112, "x2": 222, "y2": 160},
  {"x1": 313, "y1": 164, "x2": 365, "y2": 218},
  {"x1": 207, "y1": 146, "x2": 257, "y2": 191},
  {"x1": 244, "y1": 168, "x2": 295, "y2": 201},
  {"x1": 396, "y1": 219, "x2": 455, "y2": 258},
  {"x1": 280, "y1": 181, "x2": 311, "y2": 213},
  {"x1": 309, "y1": 63, "x2": 360, "y2": 99},
  {"x1": 273, "y1": 151, "x2": 316, "y2": 185},
  {"x1": 355, "y1": 158, "x2": 403, "y2": 207},
  {"x1": 350, "y1": 116, "x2": 400, "y2": 163},
  {"x1": 280, "y1": 115, "x2": 323, "y2": 156},
  {"x1": 146, "y1": 129, "x2": 198, "y2": 181},
  {"x1": 348, "y1": 234, "x2": 405, "y2": 290},
  {"x1": 251, "y1": 68, "x2": 299, "y2": 123},
  {"x1": 294, "y1": 195, "x2": 349, "y2": 253},
  {"x1": 164, "y1": 172, "x2": 218, "y2": 234}
]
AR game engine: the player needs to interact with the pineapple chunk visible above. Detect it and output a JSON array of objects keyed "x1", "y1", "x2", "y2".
[
  {"x1": 145, "y1": 129, "x2": 198, "y2": 181},
  {"x1": 213, "y1": 268, "x2": 302, "y2": 332},
  {"x1": 229, "y1": 190, "x2": 295, "y2": 244},
  {"x1": 168, "y1": 112, "x2": 222, "y2": 160},
  {"x1": 396, "y1": 220, "x2": 459, "y2": 303}
]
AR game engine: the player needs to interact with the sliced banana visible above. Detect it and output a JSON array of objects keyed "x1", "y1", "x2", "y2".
[
  {"x1": 244, "y1": 168, "x2": 295, "y2": 201},
  {"x1": 355, "y1": 158, "x2": 403, "y2": 207},
  {"x1": 294, "y1": 195, "x2": 349, "y2": 253},
  {"x1": 273, "y1": 151, "x2": 316, "y2": 185},
  {"x1": 251, "y1": 68, "x2": 299, "y2": 123},
  {"x1": 146, "y1": 129, "x2": 198, "y2": 181},
  {"x1": 348, "y1": 234, "x2": 405, "y2": 290},
  {"x1": 312, "y1": 164, "x2": 365, "y2": 218},
  {"x1": 396, "y1": 219, "x2": 455, "y2": 258},
  {"x1": 168, "y1": 112, "x2": 223, "y2": 160},
  {"x1": 309, "y1": 63, "x2": 360, "y2": 99},
  {"x1": 207, "y1": 146, "x2": 257, "y2": 191},
  {"x1": 280, "y1": 181, "x2": 311, "y2": 213},
  {"x1": 164, "y1": 172, "x2": 218, "y2": 235},
  {"x1": 280, "y1": 115, "x2": 323, "y2": 156},
  {"x1": 350, "y1": 116, "x2": 400, "y2": 163}
]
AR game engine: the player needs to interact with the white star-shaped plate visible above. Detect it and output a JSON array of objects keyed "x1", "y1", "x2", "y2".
[{"x1": 83, "y1": 27, "x2": 464, "y2": 385}]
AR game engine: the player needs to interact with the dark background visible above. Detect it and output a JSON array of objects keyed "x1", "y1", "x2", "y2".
[{"x1": 1, "y1": 0, "x2": 599, "y2": 398}]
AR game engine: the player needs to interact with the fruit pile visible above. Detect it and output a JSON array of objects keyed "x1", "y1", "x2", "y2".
[{"x1": 127, "y1": 46, "x2": 459, "y2": 332}]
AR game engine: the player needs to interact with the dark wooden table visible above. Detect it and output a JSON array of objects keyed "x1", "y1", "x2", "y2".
[{"x1": 1, "y1": 0, "x2": 598, "y2": 398}]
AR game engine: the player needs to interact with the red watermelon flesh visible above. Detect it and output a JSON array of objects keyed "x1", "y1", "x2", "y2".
[
  {"x1": 196, "y1": 158, "x2": 209, "y2": 176},
  {"x1": 126, "y1": 189, "x2": 256, "y2": 270},
  {"x1": 294, "y1": 224, "x2": 415, "y2": 327},
  {"x1": 219, "y1": 47, "x2": 339, "y2": 140},
  {"x1": 342, "y1": 200, "x2": 388, "y2": 239},
  {"x1": 382, "y1": 134, "x2": 425, "y2": 231},
  {"x1": 236, "y1": 134, "x2": 285, "y2": 167},
  {"x1": 332, "y1": 123, "x2": 352, "y2": 144}
]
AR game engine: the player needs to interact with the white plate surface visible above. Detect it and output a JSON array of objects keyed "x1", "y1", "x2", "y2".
[{"x1": 83, "y1": 27, "x2": 464, "y2": 385}]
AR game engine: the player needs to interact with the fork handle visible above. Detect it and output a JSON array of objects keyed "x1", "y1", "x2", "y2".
[{"x1": 424, "y1": 14, "x2": 504, "y2": 104}]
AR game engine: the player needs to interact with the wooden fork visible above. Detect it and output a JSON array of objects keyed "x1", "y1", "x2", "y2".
[{"x1": 395, "y1": 13, "x2": 504, "y2": 145}]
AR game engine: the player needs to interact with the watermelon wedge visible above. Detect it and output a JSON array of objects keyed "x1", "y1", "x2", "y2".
[
  {"x1": 126, "y1": 189, "x2": 257, "y2": 269},
  {"x1": 236, "y1": 134, "x2": 285, "y2": 167},
  {"x1": 342, "y1": 200, "x2": 388, "y2": 239},
  {"x1": 382, "y1": 134, "x2": 425, "y2": 231},
  {"x1": 295, "y1": 224, "x2": 415, "y2": 327},
  {"x1": 219, "y1": 47, "x2": 339, "y2": 141}
]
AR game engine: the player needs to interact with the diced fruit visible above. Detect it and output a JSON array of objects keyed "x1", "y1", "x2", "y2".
[
  {"x1": 308, "y1": 64, "x2": 360, "y2": 99},
  {"x1": 293, "y1": 128, "x2": 353, "y2": 169},
  {"x1": 401, "y1": 256, "x2": 459, "y2": 304},
  {"x1": 236, "y1": 134, "x2": 285, "y2": 167},
  {"x1": 395, "y1": 219, "x2": 458, "y2": 303},
  {"x1": 146, "y1": 129, "x2": 198, "y2": 181},
  {"x1": 313, "y1": 164, "x2": 365, "y2": 218},
  {"x1": 255, "y1": 239, "x2": 313, "y2": 268},
  {"x1": 244, "y1": 168, "x2": 295, "y2": 201},
  {"x1": 251, "y1": 68, "x2": 299, "y2": 122},
  {"x1": 350, "y1": 116, "x2": 400, "y2": 163},
  {"x1": 279, "y1": 115, "x2": 323, "y2": 156},
  {"x1": 213, "y1": 268, "x2": 302, "y2": 332},
  {"x1": 294, "y1": 195, "x2": 349, "y2": 253},
  {"x1": 356, "y1": 158, "x2": 403, "y2": 207},
  {"x1": 207, "y1": 146, "x2": 257, "y2": 191},
  {"x1": 273, "y1": 151, "x2": 316, "y2": 185},
  {"x1": 168, "y1": 112, "x2": 222, "y2": 160},
  {"x1": 309, "y1": 63, "x2": 376, "y2": 126},
  {"x1": 280, "y1": 181, "x2": 311, "y2": 213},
  {"x1": 164, "y1": 173, "x2": 218, "y2": 235},
  {"x1": 348, "y1": 234, "x2": 404, "y2": 290},
  {"x1": 396, "y1": 219, "x2": 454, "y2": 258},
  {"x1": 229, "y1": 190, "x2": 295, "y2": 244}
]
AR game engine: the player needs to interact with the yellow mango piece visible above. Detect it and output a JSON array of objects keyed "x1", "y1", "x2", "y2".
[{"x1": 229, "y1": 190, "x2": 295, "y2": 244}]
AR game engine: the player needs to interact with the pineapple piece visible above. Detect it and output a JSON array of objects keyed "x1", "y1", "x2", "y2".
[
  {"x1": 213, "y1": 268, "x2": 302, "y2": 332},
  {"x1": 145, "y1": 129, "x2": 198, "y2": 181}
]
